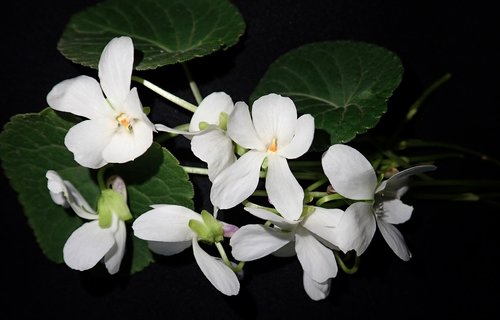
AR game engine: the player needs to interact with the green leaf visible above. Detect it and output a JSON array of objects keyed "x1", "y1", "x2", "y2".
[
  {"x1": 251, "y1": 41, "x2": 403, "y2": 145},
  {"x1": 58, "y1": 0, "x2": 245, "y2": 70},
  {"x1": 0, "y1": 109, "x2": 194, "y2": 275}
]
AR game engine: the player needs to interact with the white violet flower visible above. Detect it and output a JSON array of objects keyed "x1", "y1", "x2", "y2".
[
  {"x1": 46, "y1": 171, "x2": 131, "y2": 274},
  {"x1": 210, "y1": 93, "x2": 315, "y2": 221},
  {"x1": 46, "y1": 36, "x2": 155, "y2": 169},
  {"x1": 189, "y1": 92, "x2": 236, "y2": 181},
  {"x1": 132, "y1": 205, "x2": 240, "y2": 296},
  {"x1": 321, "y1": 144, "x2": 436, "y2": 260},
  {"x1": 230, "y1": 205, "x2": 357, "y2": 300}
]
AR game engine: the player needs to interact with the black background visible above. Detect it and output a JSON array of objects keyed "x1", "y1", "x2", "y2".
[{"x1": 1, "y1": 1, "x2": 499, "y2": 319}]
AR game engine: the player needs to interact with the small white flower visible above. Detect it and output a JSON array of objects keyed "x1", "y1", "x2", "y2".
[
  {"x1": 189, "y1": 92, "x2": 236, "y2": 181},
  {"x1": 47, "y1": 36, "x2": 155, "y2": 169},
  {"x1": 321, "y1": 144, "x2": 436, "y2": 260},
  {"x1": 46, "y1": 170, "x2": 128, "y2": 274},
  {"x1": 132, "y1": 205, "x2": 240, "y2": 296},
  {"x1": 210, "y1": 93, "x2": 315, "y2": 220},
  {"x1": 230, "y1": 206, "x2": 356, "y2": 300}
]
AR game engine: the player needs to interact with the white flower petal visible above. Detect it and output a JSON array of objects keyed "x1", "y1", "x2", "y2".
[
  {"x1": 64, "y1": 118, "x2": 116, "y2": 169},
  {"x1": 266, "y1": 154, "x2": 304, "y2": 221},
  {"x1": 98, "y1": 36, "x2": 133, "y2": 107},
  {"x1": 230, "y1": 224, "x2": 293, "y2": 261},
  {"x1": 192, "y1": 239, "x2": 240, "y2": 296},
  {"x1": 377, "y1": 219, "x2": 411, "y2": 261},
  {"x1": 227, "y1": 102, "x2": 266, "y2": 150},
  {"x1": 191, "y1": 130, "x2": 236, "y2": 181},
  {"x1": 295, "y1": 226, "x2": 337, "y2": 282},
  {"x1": 46, "y1": 170, "x2": 98, "y2": 219},
  {"x1": 336, "y1": 202, "x2": 376, "y2": 255},
  {"x1": 252, "y1": 94, "x2": 297, "y2": 147},
  {"x1": 120, "y1": 87, "x2": 144, "y2": 119},
  {"x1": 303, "y1": 273, "x2": 331, "y2": 301},
  {"x1": 132, "y1": 205, "x2": 200, "y2": 242},
  {"x1": 322, "y1": 144, "x2": 377, "y2": 200},
  {"x1": 244, "y1": 206, "x2": 290, "y2": 227},
  {"x1": 46, "y1": 75, "x2": 111, "y2": 119},
  {"x1": 301, "y1": 207, "x2": 344, "y2": 245},
  {"x1": 189, "y1": 92, "x2": 234, "y2": 132},
  {"x1": 65, "y1": 181, "x2": 98, "y2": 220},
  {"x1": 379, "y1": 199, "x2": 413, "y2": 224},
  {"x1": 46, "y1": 170, "x2": 69, "y2": 207},
  {"x1": 148, "y1": 240, "x2": 192, "y2": 256},
  {"x1": 278, "y1": 114, "x2": 315, "y2": 159},
  {"x1": 63, "y1": 220, "x2": 115, "y2": 271},
  {"x1": 104, "y1": 219, "x2": 127, "y2": 274},
  {"x1": 210, "y1": 150, "x2": 266, "y2": 209},
  {"x1": 102, "y1": 119, "x2": 153, "y2": 164},
  {"x1": 383, "y1": 165, "x2": 437, "y2": 197}
]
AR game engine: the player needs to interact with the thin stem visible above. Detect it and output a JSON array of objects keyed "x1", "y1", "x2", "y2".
[
  {"x1": 132, "y1": 76, "x2": 197, "y2": 113},
  {"x1": 410, "y1": 179, "x2": 500, "y2": 188},
  {"x1": 97, "y1": 165, "x2": 108, "y2": 190},
  {"x1": 334, "y1": 251, "x2": 360, "y2": 275},
  {"x1": 305, "y1": 178, "x2": 328, "y2": 192},
  {"x1": 214, "y1": 242, "x2": 245, "y2": 273},
  {"x1": 392, "y1": 73, "x2": 451, "y2": 139},
  {"x1": 181, "y1": 63, "x2": 203, "y2": 104},
  {"x1": 398, "y1": 139, "x2": 500, "y2": 167},
  {"x1": 155, "y1": 123, "x2": 190, "y2": 143},
  {"x1": 182, "y1": 166, "x2": 208, "y2": 175},
  {"x1": 242, "y1": 200, "x2": 279, "y2": 213},
  {"x1": 316, "y1": 193, "x2": 345, "y2": 207},
  {"x1": 307, "y1": 191, "x2": 329, "y2": 198}
]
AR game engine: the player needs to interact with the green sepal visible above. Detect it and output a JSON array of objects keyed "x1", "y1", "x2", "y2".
[
  {"x1": 218, "y1": 112, "x2": 229, "y2": 131},
  {"x1": 201, "y1": 210, "x2": 224, "y2": 243},
  {"x1": 189, "y1": 219, "x2": 211, "y2": 242},
  {"x1": 98, "y1": 189, "x2": 133, "y2": 228}
]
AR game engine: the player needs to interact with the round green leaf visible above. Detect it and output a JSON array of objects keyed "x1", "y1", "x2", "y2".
[
  {"x1": 251, "y1": 41, "x2": 403, "y2": 145},
  {"x1": 57, "y1": 0, "x2": 245, "y2": 70},
  {"x1": 0, "y1": 109, "x2": 194, "y2": 275}
]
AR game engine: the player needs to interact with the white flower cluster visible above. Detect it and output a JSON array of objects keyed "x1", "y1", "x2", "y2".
[{"x1": 45, "y1": 37, "x2": 435, "y2": 300}]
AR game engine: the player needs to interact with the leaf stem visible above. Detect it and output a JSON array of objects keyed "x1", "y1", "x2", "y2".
[
  {"x1": 181, "y1": 63, "x2": 203, "y2": 105},
  {"x1": 132, "y1": 76, "x2": 197, "y2": 112},
  {"x1": 305, "y1": 178, "x2": 328, "y2": 192}
]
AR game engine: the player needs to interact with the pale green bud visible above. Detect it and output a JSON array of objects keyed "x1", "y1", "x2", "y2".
[{"x1": 218, "y1": 112, "x2": 229, "y2": 131}]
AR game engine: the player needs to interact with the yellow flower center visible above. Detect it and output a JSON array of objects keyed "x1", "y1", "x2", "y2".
[
  {"x1": 116, "y1": 113, "x2": 132, "y2": 132},
  {"x1": 267, "y1": 138, "x2": 278, "y2": 153}
]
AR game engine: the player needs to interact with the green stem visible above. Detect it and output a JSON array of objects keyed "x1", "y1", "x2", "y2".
[
  {"x1": 182, "y1": 166, "x2": 209, "y2": 175},
  {"x1": 242, "y1": 200, "x2": 279, "y2": 213},
  {"x1": 398, "y1": 139, "x2": 500, "y2": 167},
  {"x1": 392, "y1": 73, "x2": 451, "y2": 139},
  {"x1": 406, "y1": 73, "x2": 452, "y2": 121},
  {"x1": 181, "y1": 63, "x2": 203, "y2": 105},
  {"x1": 155, "y1": 123, "x2": 190, "y2": 143},
  {"x1": 410, "y1": 179, "x2": 500, "y2": 188},
  {"x1": 334, "y1": 251, "x2": 360, "y2": 275},
  {"x1": 316, "y1": 193, "x2": 345, "y2": 207},
  {"x1": 215, "y1": 242, "x2": 244, "y2": 273},
  {"x1": 404, "y1": 153, "x2": 464, "y2": 163},
  {"x1": 97, "y1": 165, "x2": 108, "y2": 190},
  {"x1": 305, "y1": 178, "x2": 328, "y2": 192},
  {"x1": 132, "y1": 76, "x2": 197, "y2": 113}
]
